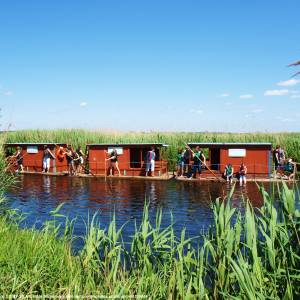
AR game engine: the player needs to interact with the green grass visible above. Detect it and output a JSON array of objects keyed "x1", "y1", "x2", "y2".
[
  {"x1": 0, "y1": 183, "x2": 299, "y2": 298},
  {"x1": 4, "y1": 129, "x2": 300, "y2": 168}
]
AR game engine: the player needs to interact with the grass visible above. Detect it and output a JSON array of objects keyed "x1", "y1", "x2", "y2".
[
  {"x1": 4, "y1": 129, "x2": 300, "y2": 169},
  {"x1": 0, "y1": 183, "x2": 299, "y2": 298}
]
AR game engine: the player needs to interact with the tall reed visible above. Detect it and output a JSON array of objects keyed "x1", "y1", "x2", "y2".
[{"x1": 0, "y1": 182, "x2": 299, "y2": 298}]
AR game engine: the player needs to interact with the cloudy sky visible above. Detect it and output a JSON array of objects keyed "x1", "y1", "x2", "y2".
[{"x1": 0, "y1": 0, "x2": 300, "y2": 132}]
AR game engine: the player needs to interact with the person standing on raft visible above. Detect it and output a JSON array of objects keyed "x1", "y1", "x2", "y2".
[
  {"x1": 146, "y1": 146, "x2": 156, "y2": 177},
  {"x1": 189, "y1": 146, "x2": 206, "y2": 179},
  {"x1": 176, "y1": 148, "x2": 185, "y2": 177},
  {"x1": 64, "y1": 145, "x2": 75, "y2": 176},
  {"x1": 42, "y1": 145, "x2": 55, "y2": 173},
  {"x1": 11, "y1": 146, "x2": 24, "y2": 172},
  {"x1": 183, "y1": 146, "x2": 191, "y2": 176},
  {"x1": 105, "y1": 148, "x2": 121, "y2": 176}
]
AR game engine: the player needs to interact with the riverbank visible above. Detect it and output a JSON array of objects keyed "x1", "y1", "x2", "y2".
[{"x1": 1, "y1": 183, "x2": 299, "y2": 298}]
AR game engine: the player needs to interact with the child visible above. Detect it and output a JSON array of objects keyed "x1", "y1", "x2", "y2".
[
  {"x1": 146, "y1": 146, "x2": 156, "y2": 177},
  {"x1": 176, "y1": 148, "x2": 185, "y2": 177},
  {"x1": 224, "y1": 164, "x2": 234, "y2": 184},
  {"x1": 239, "y1": 163, "x2": 247, "y2": 186},
  {"x1": 42, "y1": 145, "x2": 55, "y2": 173},
  {"x1": 106, "y1": 148, "x2": 121, "y2": 176},
  {"x1": 12, "y1": 146, "x2": 24, "y2": 172}
]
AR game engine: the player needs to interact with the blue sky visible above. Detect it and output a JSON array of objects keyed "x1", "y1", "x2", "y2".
[{"x1": 0, "y1": 0, "x2": 300, "y2": 132}]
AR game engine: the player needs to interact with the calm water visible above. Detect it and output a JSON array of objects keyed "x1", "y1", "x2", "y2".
[{"x1": 6, "y1": 175, "x2": 298, "y2": 249}]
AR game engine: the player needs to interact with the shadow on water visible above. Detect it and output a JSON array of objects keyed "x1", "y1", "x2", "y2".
[{"x1": 6, "y1": 174, "x2": 297, "y2": 250}]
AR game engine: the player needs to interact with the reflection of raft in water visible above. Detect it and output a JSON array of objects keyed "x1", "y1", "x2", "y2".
[{"x1": 175, "y1": 176, "x2": 297, "y2": 183}]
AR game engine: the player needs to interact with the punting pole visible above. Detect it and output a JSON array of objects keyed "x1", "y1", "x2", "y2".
[{"x1": 104, "y1": 158, "x2": 107, "y2": 182}]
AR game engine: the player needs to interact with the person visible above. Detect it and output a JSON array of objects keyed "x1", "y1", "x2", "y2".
[
  {"x1": 176, "y1": 148, "x2": 185, "y2": 177},
  {"x1": 106, "y1": 148, "x2": 121, "y2": 176},
  {"x1": 64, "y1": 145, "x2": 75, "y2": 176},
  {"x1": 239, "y1": 163, "x2": 247, "y2": 186},
  {"x1": 284, "y1": 159, "x2": 295, "y2": 180},
  {"x1": 12, "y1": 146, "x2": 24, "y2": 172},
  {"x1": 146, "y1": 146, "x2": 156, "y2": 177},
  {"x1": 56, "y1": 147, "x2": 65, "y2": 162},
  {"x1": 74, "y1": 146, "x2": 85, "y2": 174},
  {"x1": 274, "y1": 145, "x2": 285, "y2": 170},
  {"x1": 276, "y1": 158, "x2": 295, "y2": 180},
  {"x1": 189, "y1": 146, "x2": 206, "y2": 179},
  {"x1": 183, "y1": 146, "x2": 191, "y2": 176},
  {"x1": 224, "y1": 163, "x2": 234, "y2": 184},
  {"x1": 42, "y1": 145, "x2": 55, "y2": 173}
]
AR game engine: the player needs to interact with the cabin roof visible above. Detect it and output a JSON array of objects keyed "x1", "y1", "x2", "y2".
[
  {"x1": 187, "y1": 142, "x2": 272, "y2": 148},
  {"x1": 87, "y1": 143, "x2": 168, "y2": 147}
]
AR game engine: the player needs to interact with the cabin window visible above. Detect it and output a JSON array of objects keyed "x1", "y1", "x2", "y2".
[
  {"x1": 130, "y1": 148, "x2": 141, "y2": 168},
  {"x1": 228, "y1": 149, "x2": 246, "y2": 157},
  {"x1": 107, "y1": 147, "x2": 123, "y2": 155},
  {"x1": 27, "y1": 146, "x2": 38, "y2": 154}
]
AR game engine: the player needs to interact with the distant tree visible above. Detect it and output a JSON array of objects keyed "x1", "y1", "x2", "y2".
[{"x1": 289, "y1": 60, "x2": 300, "y2": 76}]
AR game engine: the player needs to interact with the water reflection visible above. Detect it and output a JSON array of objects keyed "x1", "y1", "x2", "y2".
[{"x1": 7, "y1": 175, "x2": 294, "y2": 246}]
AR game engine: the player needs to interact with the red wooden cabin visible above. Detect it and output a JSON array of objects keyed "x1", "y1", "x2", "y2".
[
  {"x1": 5, "y1": 143, "x2": 68, "y2": 173},
  {"x1": 187, "y1": 143, "x2": 273, "y2": 178},
  {"x1": 86, "y1": 143, "x2": 168, "y2": 176}
]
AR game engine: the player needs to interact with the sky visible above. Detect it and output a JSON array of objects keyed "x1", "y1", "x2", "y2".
[{"x1": 0, "y1": 0, "x2": 300, "y2": 132}]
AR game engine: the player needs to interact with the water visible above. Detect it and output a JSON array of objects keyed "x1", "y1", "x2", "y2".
[{"x1": 5, "y1": 174, "x2": 298, "y2": 250}]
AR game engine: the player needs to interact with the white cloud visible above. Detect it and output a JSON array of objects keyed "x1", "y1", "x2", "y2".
[
  {"x1": 276, "y1": 116, "x2": 296, "y2": 123},
  {"x1": 264, "y1": 89, "x2": 289, "y2": 96},
  {"x1": 3, "y1": 91, "x2": 13, "y2": 96},
  {"x1": 252, "y1": 108, "x2": 263, "y2": 114},
  {"x1": 190, "y1": 108, "x2": 203, "y2": 114},
  {"x1": 219, "y1": 93, "x2": 230, "y2": 97},
  {"x1": 277, "y1": 78, "x2": 300, "y2": 86},
  {"x1": 291, "y1": 94, "x2": 300, "y2": 99},
  {"x1": 240, "y1": 94, "x2": 254, "y2": 99},
  {"x1": 79, "y1": 101, "x2": 88, "y2": 107},
  {"x1": 225, "y1": 101, "x2": 233, "y2": 106},
  {"x1": 290, "y1": 90, "x2": 300, "y2": 94}
]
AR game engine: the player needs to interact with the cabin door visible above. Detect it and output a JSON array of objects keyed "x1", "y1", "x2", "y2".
[
  {"x1": 130, "y1": 149, "x2": 141, "y2": 168},
  {"x1": 210, "y1": 148, "x2": 220, "y2": 170}
]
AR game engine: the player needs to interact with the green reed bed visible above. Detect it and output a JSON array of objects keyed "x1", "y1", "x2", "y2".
[
  {"x1": 0, "y1": 182, "x2": 299, "y2": 299},
  {"x1": 5, "y1": 129, "x2": 300, "y2": 169}
]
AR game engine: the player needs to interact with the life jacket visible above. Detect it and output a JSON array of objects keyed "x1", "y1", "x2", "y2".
[
  {"x1": 225, "y1": 165, "x2": 232, "y2": 175},
  {"x1": 193, "y1": 151, "x2": 202, "y2": 163},
  {"x1": 57, "y1": 148, "x2": 65, "y2": 162}
]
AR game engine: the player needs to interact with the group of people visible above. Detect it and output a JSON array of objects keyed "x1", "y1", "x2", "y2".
[
  {"x1": 105, "y1": 146, "x2": 157, "y2": 177},
  {"x1": 10, "y1": 145, "x2": 86, "y2": 175},
  {"x1": 57, "y1": 145, "x2": 85, "y2": 175},
  {"x1": 176, "y1": 146, "x2": 206, "y2": 179},
  {"x1": 176, "y1": 145, "x2": 247, "y2": 186},
  {"x1": 273, "y1": 145, "x2": 295, "y2": 180},
  {"x1": 223, "y1": 163, "x2": 247, "y2": 186}
]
